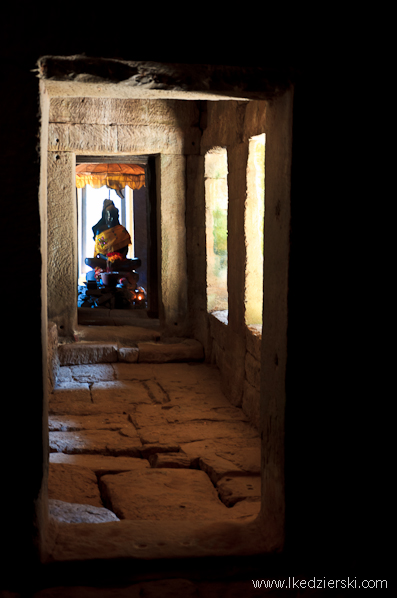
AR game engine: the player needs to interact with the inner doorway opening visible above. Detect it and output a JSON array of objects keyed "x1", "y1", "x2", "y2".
[{"x1": 76, "y1": 156, "x2": 158, "y2": 321}]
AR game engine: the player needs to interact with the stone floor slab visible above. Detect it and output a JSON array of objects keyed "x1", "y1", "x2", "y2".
[
  {"x1": 69, "y1": 364, "x2": 116, "y2": 383},
  {"x1": 216, "y1": 475, "x2": 261, "y2": 506},
  {"x1": 47, "y1": 360, "x2": 263, "y2": 528},
  {"x1": 137, "y1": 339, "x2": 204, "y2": 363},
  {"x1": 49, "y1": 453, "x2": 150, "y2": 475},
  {"x1": 112, "y1": 362, "x2": 157, "y2": 381},
  {"x1": 215, "y1": 447, "x2": 261, "y2": 475},
  {"x1": 161, "y1": 404, "x2": 249, "y2": 424},
  {"x1": 99, "y1": 468, "x2": 231, "y2": 521},
  {"x1": 227, "y1": 498, "x2": 261, "y2": 522},
  {"x1": 49, "y1": 413, "x2": 129, "y2": 431},
  {"x1": 179, "y1": 437, "x2": 261, "y2": 463},
  {"x1": 148, "y1": 452, "x2": 192, "y2": 468},
  {"x1": 48, "y1": 463, "x2": 103, "y2": 507},
  {"x1": 138, "y1": 443, "x2": 181, "y2": 458},
  {"x1": 51, "y1": 383, "x2": 91, "y2": 398},
  {"x1": 137, "y1": 420, "x2": 258, "y2": 446},
  {"x1": 198, "y1": 455, "x2": 244, "y2": 484},
  {"x1": 128, "y1": 404, "x2": 169, "y2": 429},
  {"x1": 49, "y1": 429, "x2": 142, "y2": 456},
  {"x1": 48, "y1": 387, "x2": 94, "y2": 416},
  {"x1": 90, "y1": 380, "x2": 153, "y2": 407}
]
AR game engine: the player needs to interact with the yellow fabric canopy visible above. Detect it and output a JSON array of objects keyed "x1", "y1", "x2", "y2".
[{"x1": 76, "y1": 163, "x2": 145, "y2": 191}]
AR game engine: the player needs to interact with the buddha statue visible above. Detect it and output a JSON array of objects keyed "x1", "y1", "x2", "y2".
[{"x1": 85, "y1": 199, "x2": 140, "y2": 275}]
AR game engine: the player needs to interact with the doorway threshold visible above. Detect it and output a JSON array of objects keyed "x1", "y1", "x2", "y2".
[
  {"x1": 43, "y1": 516, "x2": 274, "y2": 586},
  {"x1": 78, "y1": 307, "x2": 159, "y2": 329}
]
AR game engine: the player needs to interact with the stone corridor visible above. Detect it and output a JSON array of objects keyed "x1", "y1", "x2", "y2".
[{"x1": 48, "y1": 333, "x2": 262, "y2": 527}]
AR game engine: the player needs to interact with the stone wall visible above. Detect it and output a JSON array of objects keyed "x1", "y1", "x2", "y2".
[
  {"x1": 186, "y1": 100, "x2": 269, "y2": 430},
  {"x1": 47, "y1": 98, "x2": 202, "y2": 337},
  {"x1": 47, "y1": 320, "x2": 60, "y2": 393}
]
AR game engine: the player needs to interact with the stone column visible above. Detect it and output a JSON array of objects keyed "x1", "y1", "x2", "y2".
[
  {"x1": 259, "y1": 88, "x2": 294, "y2": 548},
  {"x1": 47, "y1": 151, "x2": 77, "y2": 337},
  {"x1": 157, "y1": 154, "x2": 188, "y2": 335}
]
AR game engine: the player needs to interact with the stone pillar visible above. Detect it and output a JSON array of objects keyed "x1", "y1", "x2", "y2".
[
  {"x1": 227, "y1": 142, "x2": 249, "y2": 334},
  {"x1": 157, "y1": 154, "x2": 188, "y2": 335},
  {"x1": 259, "y1": 88, "x2": 294, "y2": 548},
  {"x1": 186, "y1": 154, "x2": 210, "y2": 354},
  {"x1": 47, "y1": 151, "x2": 77, "y2": 337},
  {"x1": 133, "y1": 185, "x2": 148, "y2": 289}
]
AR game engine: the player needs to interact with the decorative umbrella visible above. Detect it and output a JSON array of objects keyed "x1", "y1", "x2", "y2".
[{"x1": 76, "y1": 163, "x2": 145, "y2": 192}]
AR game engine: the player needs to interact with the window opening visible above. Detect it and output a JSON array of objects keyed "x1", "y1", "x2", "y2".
[
  {"x1": 205, "y1": 147, "x2": 229, "y2": 316},
  {"x1": 245, "y1": 133, "x2": 266, "y2": 327}
]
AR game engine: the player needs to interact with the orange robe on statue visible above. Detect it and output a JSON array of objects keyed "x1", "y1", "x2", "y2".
[{"x1": 94, "y1": 224, "x2": 131, "y2": 257}]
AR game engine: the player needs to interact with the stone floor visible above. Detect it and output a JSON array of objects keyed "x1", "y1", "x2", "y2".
[{"x1": 48, "y1": 338, "x2": 262, "y2": 527}]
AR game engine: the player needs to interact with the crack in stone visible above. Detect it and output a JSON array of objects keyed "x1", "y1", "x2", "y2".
[{"x1": 141, "y1": 380, "x2": 170, "y2": 404}]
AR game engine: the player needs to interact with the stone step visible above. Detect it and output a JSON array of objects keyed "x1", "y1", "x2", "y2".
[
  {"x1": 58, "y1": 338, "x2": 204, "y2": 366},
  {"x1": 78, "y1": 307, "x2": 160, "y2": 328}
]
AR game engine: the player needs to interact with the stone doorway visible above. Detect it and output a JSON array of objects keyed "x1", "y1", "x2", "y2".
[
  {"x1": 47, "y1": 95, "x2": 189, "y2": 339},
  {"x1": 75, "y1": 155, "x2": 160, "y2": 326}
]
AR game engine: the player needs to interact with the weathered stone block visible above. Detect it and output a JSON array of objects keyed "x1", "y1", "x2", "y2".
[
  {"x1": 47, "y1": 151, "x2": 76, "y2": 335},
  {"x1": 216, "y1": 475, "x2": 261, "y2": 507},
  {"x1": 49, "y1": 388, "x2": 99, "y2": 416},
  {"x1": 228, "y1": 499, "x2": 261, "y2": 521},
  {"x1": 160, "y1": 403, "x2": 248, "y2": 425},
  {"x1": 118, "y1": 346, "x2": 139, "y2": 362},
  {"x1": 215, "y1": 446, "x2": 261, "y2": 475},
  {"x1": 50, "y1": 98, "x2": 200, "y2": 127},
  {"x1": 149, "y1": 452, "x2": 192, "y2": 469},
  {"x1": 209, "y1": 312, "x2": 229, "y2": 350},
  {"x1": 138, "y1": 443, "x2": 180, "y2": 458},
  {"x1": 50, "y1": 384, "x2": 91, "y2": 401},
  {"x1": 245, "y1": 351, "x2": 261, "y2": 391},
  {"x1": 58, "y1": 342, "x2": 118, "y2": 365},
  {"x1": 49, "y1": 499, "x2": 120, "y2": 524},
  {"x1": 68, "y1": 364, "x2": 115, "y2": 383},
  {"x1": 49, "y1": 453, "x2": 150, "y2": 475},
  {"x1": 48, "y1": 413, "x2": 129, "y2": 432},
  {"x1": 76, "y1": 325, "x2": 160, "y2": 344},
  {"x1": 128, "y1": 404, "x2": 169, "y2": 429},
  {"x1": 49, "y1": 123, "x2": 118, "y2": 152},
  {"x1": 49, "y1": 429, "x2": 142, "y2": 456},
  {"x1": 116, "y1": 125, "x2": 200, "y2": 155},
  {"x1": 246, "y1": 324, "x2": 262, "y2": 361},
  {"x1": 180, "y1": 437, "x2": 261, "y2": 463},
  {"x1": 90, "y1": 380, "x2": 153, "y2": 409},
  {"x1": 136, "y1": 420, "x2": 257, "y2": 446},
  {"x1": 47, "y1": 320, "x2": 60, "y2": 393},
  {"x1": 198, "y1": 455, "x2": 244, "y2": 484},
  {"x1": 137, "y1": 340, "x2": 204, "y2": 363},
  {"x1": 242, "y1": 379, "x2": 261, "y2": 430},
  {"x1": 112, "y1": 362, "x2": 157, "y2": 381},
  {"x1": 48, "y1": 463, "x2": 103, "y2": 507},
  {"x1": 99, "y1": 468, "x2": 230, "y2": 520}
]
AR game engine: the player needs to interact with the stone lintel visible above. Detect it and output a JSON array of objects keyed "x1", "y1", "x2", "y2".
[{"x1": 38, "y1": 56, "x2": 294, "y2": 101}]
